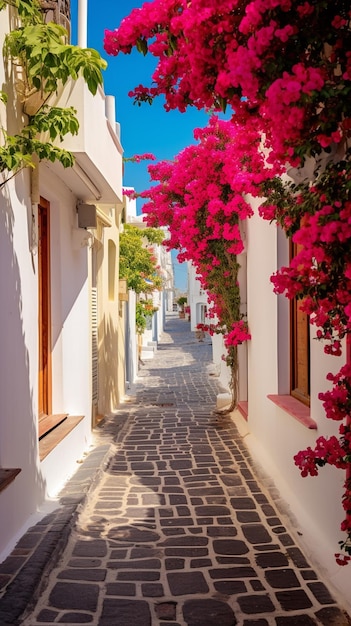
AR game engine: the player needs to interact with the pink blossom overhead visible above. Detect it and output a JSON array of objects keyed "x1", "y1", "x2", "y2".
[
  {"x1": 140, "y1": 115, "x2": 268, "y2": 402},
  {"x1": 123, "y1": 153, "x2": 156, "y2": 163},
  {"x1": 104, "y1": 0, "x2": 351, "y2": 164}
]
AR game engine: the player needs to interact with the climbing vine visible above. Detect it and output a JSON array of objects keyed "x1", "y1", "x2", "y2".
[
  {"x1": 260, "y1": 157, "x2": 351, "y2": 564},
  {"x1": 141, "y1": 116, "x2": 275, "y2": 410},
  {"x1": 119, "y1": 222, "x2": 164, "y2": 336},
  {"x1": 135, "y1": 299, "x2": 158, "y2": 335},
  {"x1": 119, "y1": 222, "x2": 164, "y2": 295}
]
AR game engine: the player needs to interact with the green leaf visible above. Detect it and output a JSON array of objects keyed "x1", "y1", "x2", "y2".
[
  {"x1": 32, "y1": 106, "x2": 79, "y2": 140},
  {"x1": 136, "y1": 37, "x2": 148, "y2": 56}
]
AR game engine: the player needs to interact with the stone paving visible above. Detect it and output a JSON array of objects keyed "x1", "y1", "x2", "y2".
[{"x1": 2, "y1": 314, "x2": 351, "y2": 626}]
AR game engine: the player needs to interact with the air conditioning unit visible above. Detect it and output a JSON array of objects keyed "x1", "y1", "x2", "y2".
[{"x1": 77, "y1": 203, "x2": 97, "y2": 229}]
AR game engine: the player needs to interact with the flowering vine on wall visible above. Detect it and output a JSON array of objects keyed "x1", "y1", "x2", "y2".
[
  {"x1": 104, "y1": 1, "x2": 351, "y2": 563},
  {"x1": 104, "y1": 0, "x2": 351, "y2": 166},
  {"x1": 141, "y1": 115, "x2": 274, "y2": 409},
  {"x1": 260, "y1": 158, "x2": 351, "y2": 563}
]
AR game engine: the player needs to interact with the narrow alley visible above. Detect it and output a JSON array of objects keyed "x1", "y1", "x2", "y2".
[{"x1": 2, "y1": 314, "x2": 351, "y2": 626}]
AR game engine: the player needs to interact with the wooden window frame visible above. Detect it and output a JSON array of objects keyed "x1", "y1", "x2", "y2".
[{"x1": 290, "y1": 242, "x2": 310, "y2": 406}]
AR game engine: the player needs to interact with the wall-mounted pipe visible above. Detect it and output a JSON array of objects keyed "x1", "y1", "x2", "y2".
[{"x1": 77, "y1": 0, "x2": 88, "y2": 48}]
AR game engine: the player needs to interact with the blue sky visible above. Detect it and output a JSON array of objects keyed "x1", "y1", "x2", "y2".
[{"x1": 71, "y1": 0, "x2": 211, "y2": 291}]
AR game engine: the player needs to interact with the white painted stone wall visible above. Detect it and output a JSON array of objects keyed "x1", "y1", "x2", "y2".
[
  {"x1": 236, "y1": 196, "x2": 350, "y2": 606},
  {"x1": 0, "y1": 5, "x2": 122, "y2": 560}
]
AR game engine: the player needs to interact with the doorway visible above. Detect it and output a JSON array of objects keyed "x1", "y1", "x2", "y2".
[{"x1": 38, "y1": 198, "x2": 52, "y2": 419}]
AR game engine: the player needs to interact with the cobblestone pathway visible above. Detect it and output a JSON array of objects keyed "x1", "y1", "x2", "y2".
[{"x1": 7, "y1": 315, "x2": 351, "y2": 624}]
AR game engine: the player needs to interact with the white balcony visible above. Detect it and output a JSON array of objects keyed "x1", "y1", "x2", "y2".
[{"x1": 44, "y1": 77, "x2": 123, "y2": 205}]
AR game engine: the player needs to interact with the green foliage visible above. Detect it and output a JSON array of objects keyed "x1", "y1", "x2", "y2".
[
  {"x1": 135, "y1": 299, "x2": 157, "y2": 334},
  {"x1": 0, "y1": 105, "x2": 78, "y2": 172},
  {"x1": 0, "y1": 0, "x2": 41, "y2": 21},
  {"x1": 4, "y1": 21, "x2": 106, "y2": 97},
  {"x1": 177, "y1": 296, "x2": 187, "y2": 309},
  {"x1": 142, "y1": 227, "x2": 164, "y2": 245},
  {"x1": 0, "y1": 0, "x2": 107, "y2": 178},
  {"x1": 30, "y1": 106, "x2": 79, "y2": 141},
  {"x1": 135, "y1": 301, "x2": 147, "y2": 334},
  {"x1": 119, "y1": 224, "x2": 164, "y2": 294},
  {"x1": 0, "y1": 131, "x2": 74, "y2": 172}
]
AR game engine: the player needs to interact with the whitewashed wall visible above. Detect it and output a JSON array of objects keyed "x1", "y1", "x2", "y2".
[
  {"x1": 0, "y1": 173, "x2": 42, "y2": 559},
  {"x1": 234, "y1": 197, "x2": 350, "y2": 606},
  {"x1": 0, "y1": 165, "x2": 94, "y2": 562},
  {"x1": 0, "y1": 4, "x2": 122, "y2": 559},
  {"x1": 187, "y1": 263, "x2": 207, "y2": 332}
]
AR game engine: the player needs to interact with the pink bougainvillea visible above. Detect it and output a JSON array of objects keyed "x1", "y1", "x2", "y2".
[
  {"x1": 105, "y1": 0, "x2": 351, "y2": 165},
  {"x1": 260, "y1": 160, "x2": 351, "y2": 562},
  {"x1": 123, "y1": 153, "x2": 156, "y2": 163},
  {"x1": 140, "y1": 115, "x2": 275, "y2": 405},
  {"x1": 262, "y1": 161, "x2": 351, "y2": 355},
  {"x1": 105, "y1": 0, "x2": 351, "y2": 563},
  {"x1": 224, "y1": 320, "x2": 252, "y2": 348}
]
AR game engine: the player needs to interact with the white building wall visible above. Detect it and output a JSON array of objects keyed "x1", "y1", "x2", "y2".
[
  {"x1": 187, "y1": 263, "x2": 207, "y2": 332},
  {"x1": 246, "y1": 198, "x2": 279, "y2": 432},
  {"x1": 0, "y1": 5, "x2": 123, "y2": 559},
  {"x1": 235, "y1": 197, "x2": 350, "y2": 605},
  {"x1": 0, "y1": 168, "x2": 95, "y2": 559},
  {"x1": 0, "y1": 174, "x2": 43, "y2": 558}
]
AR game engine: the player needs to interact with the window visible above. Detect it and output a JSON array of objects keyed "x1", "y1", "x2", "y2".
[
  {"x1": 290, "y1": 242, "x2": 310, "y2": 406},
  {"x1": 268, "y1": 233, "x2": 315, "y2": 428}
]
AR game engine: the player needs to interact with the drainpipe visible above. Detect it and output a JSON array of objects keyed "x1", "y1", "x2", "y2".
[{"x1": 77, "y1": 0, "x2": 88, "y2": 48}]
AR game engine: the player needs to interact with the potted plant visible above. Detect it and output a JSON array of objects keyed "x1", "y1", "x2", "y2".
[{"x1": 177, "y1": 296, "x2": 187, "y2": 318}]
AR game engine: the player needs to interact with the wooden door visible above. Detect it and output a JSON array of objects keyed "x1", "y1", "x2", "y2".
[{"x1": 38, "y1": 198, "x2": 52, "y2": 418}]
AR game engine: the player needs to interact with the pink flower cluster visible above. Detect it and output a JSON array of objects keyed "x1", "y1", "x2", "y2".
[
  {"x1": 268, "y1": 163, "x2": 351, "y2": 354},
  {"x1": 141, "y1": 116, "x2": 261, "y2": 362},
  {"x1": 123, "y1": 153, "x2": 156, "y2": 163},
  {"x1": 224, "y1": 321, "x2": 252, "y2": 347},
  {"x1": 122, "y1": 188, "x2": 138, "y2": 199},
  {"x1": 319, "y1": 365, "x2": 351, "y2": 423},
  {"x1": 294, "y1": 435, "x2": 348, "y2": 478},
  {"x1": 196, "y1": 323, "x2": 221, "y2": 336},
  {"x1": 104, "y1": 0, "x2": 351, "y2": 164}
]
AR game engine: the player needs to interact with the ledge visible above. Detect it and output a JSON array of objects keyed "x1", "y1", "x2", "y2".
[
  {"x1": 39, "y1": 413, "x2": 68, "y2": 439},
  {"x1": 0, "y1": 468, "x2": 21, "y2": 493},
  {"x1": 238, "y1": 401, "x2": 248, "y2": 420},
  {"x1": 267, "y1": 394, "x2": 317, "y2": 430},
  {"x1": 39, "y1": 415, "x2": 84, "y2": 461}
]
